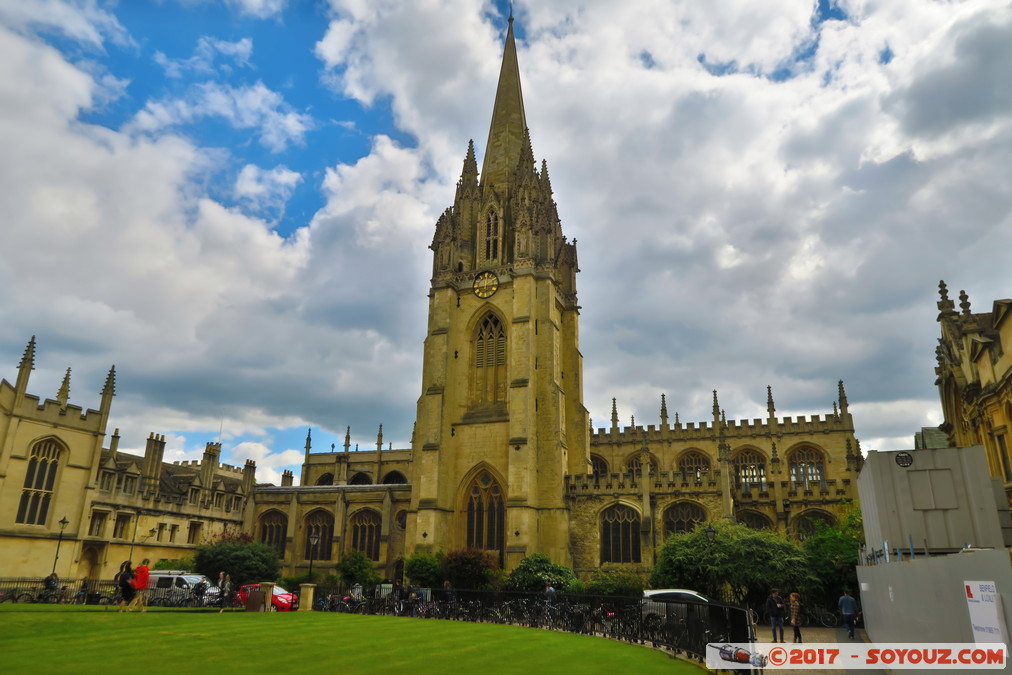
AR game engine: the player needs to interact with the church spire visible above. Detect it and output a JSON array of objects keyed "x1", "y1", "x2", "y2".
[{"x1": 481, "y1": 15, "x2": 528, "y2": 191}]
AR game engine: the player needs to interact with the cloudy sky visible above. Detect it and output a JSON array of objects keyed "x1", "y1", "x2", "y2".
[{"x1": 2, "y1": 0, "x2": 1010, "y2": 484}]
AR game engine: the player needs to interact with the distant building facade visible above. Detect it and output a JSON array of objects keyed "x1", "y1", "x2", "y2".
[
  {"x1": 934, "y1": 282, "x2": 1012, "y2": 503},
  {"x1": 0, "y1": 338, "x2": 255, "y2": 579}
]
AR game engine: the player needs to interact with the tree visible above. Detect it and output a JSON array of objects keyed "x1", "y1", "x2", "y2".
[
  {"x1": 404, "y1": 551, "x2": 442, "y2": 588},
  {"x1": 439, "y1": 549, "x2": 499, "y2": 589},
  {"x1": 334, "y1": 550, "x2": 380, "y2": 589},
  {"x1": 193, "y1": 540, "x2": 280, "y2": 588},
  {"x1": 803, "y1": 501, "x2": 863, "y2": 606},
  {"x1": 504, "y1": 554, "x2": 577, "y2": 592},
  {"x1": 650, "y1": 521, "x2": 814, "y2": 610}
]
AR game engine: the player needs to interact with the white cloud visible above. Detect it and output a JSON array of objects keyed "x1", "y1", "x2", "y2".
[
  {"x1": 234, "y1": 164, "x2": 302, "y2": 220},
  {"x1": 128, "y1": 81, "x2": 313, "y2": 152},
  {"x1": 225, "y1": 0, "x2": 288, "y2": 20},
  {"x1": 155, "y1": 36, "x2": 253, "y2": 78},
  {"x1": 0, "y1": 0, "x2": 131, "y2": 48}
]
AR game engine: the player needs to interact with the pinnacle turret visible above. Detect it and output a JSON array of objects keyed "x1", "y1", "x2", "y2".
[{"x1": 56, "y1": 368, "x2": 71, "y2": 408}]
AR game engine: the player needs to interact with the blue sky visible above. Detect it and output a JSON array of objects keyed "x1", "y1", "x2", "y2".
[{"x1": 1, "y1": 0, "x2": 1011, "y2": 483}]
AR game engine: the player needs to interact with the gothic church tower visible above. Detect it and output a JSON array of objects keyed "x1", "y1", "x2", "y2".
[{"x1": 408, "y1": 17, "x2": 589, "y2": 569}]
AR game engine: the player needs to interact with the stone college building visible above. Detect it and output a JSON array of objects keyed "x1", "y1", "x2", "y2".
[{"x1": 0, "y1": 20, "x2": 864, "y2": 581}]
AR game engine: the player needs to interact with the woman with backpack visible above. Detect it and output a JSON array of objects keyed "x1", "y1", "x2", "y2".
[{"x1": 115, "y1": 561, "x2": 135, "y2": 612}]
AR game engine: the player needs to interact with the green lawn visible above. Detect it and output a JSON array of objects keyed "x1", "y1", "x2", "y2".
[{"x1": 0, "y1": 606, "x2": 706, "y2": 674}]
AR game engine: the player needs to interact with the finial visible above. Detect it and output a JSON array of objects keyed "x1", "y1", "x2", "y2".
[
  {"x1": 344, "y1": 425, "x2": 351, "y2": 453},
  {"x1": 377, "y1": 424, "x2": 384, "y2": 451},
  {"x1": 838, "y1": 380, "x2": 848, "y2": 412},
  {"x1": 57, "y1": 367, "x2": 71, "y2": 407},
  {"x1": 18, "y1": 336, "x2": 37, "y2": 370},
  {"x1": 305, "y1": 428, "x2": 312, "y2": 453},
  {"x1": 938, "y1": 280, "x2": 949, "y2": 302},
  {"x1": 630, "y1": 414, "x2": 635, "y2": 427},
  {"x1": 833, "y1": 401, "x2": 839, "y2": 418},
  {"x1": 102, "y1": 366, "x2": 116, "y2": 397},
  {"x1": 675, "y1": 412, "x2": 680, "y2": 425},
  {"x1": 712, "y1": 390, "x2": 720, "y2": 421},
  {"x1": 660, "y1": 393, "x2": 668, "y2": 426},
  {"x1": 959, "y1": 290, "x2": 972, "y2": 315},
  {"x1": 766, "y1": 385, "x2": 775, "y2": 418},
  {"x1": 611, "y1": 398, "x2": 619, "y2": 427}
]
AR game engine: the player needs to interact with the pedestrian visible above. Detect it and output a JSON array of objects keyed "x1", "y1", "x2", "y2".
[
  {"x1": 128, "y1": 558, "x2": 150, "y2": 612},
  {"x1": 218, "y1": 572, "x2": 232, "y2": 612},
  {"x1": 765, "y1": 588, "x2": 786, "y2": 643},
  {"x1": 789, "y1": 592, "x2": 804, "y2": 643},
  {"x1": 441, "y1": 580, "x2": 454, "y2": 605},
  {"x1": 838, "y1": 589, "x2": 859, "y2": 639},
  {"x1": 116, "y1": 561, "x2": 135, "y2": 612},
  {"x1": 544, "y1": 584, "x2": 556, "y2": 606}
]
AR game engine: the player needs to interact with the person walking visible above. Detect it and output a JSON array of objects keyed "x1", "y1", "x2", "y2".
[
  {"x1": 788, "y1": 592, "x2": 804, "y2": 643},
  {"x1": 218, "y1": 572, "x2": 232, "y2": 613},
  {"x1": 765, "y1": 588, "x2": 786, "y2": 643},
  {"x1": 128, "y1": 558, "x2": 150, "y2": 612},
  {"x1": 115, "y1": 561, "x2": 135, "y2": 612},
  {"x1": 838, "y1": 589, "x2": 859, "y2": 639}
]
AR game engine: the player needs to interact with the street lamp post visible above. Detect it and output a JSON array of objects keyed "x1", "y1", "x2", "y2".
[
  {"x1": 308, "y1": 533, "x2": 319, "y2": 580},
  {"x1": 51, "y1": 516, "x2": 69, "y2": 575}
]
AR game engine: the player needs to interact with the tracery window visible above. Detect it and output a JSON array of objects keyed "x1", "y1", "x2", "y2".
[
  {"x1": 465, "y1": 471, "x2": 505, "y2": 565},
  {"x1": 484, "y1": 211, "x2": 500, "y2": 262},
  {"x1": 351, "y1": 510, "x2": 381, "y2": 561},
  {"x1": 304, "y1": 510, "x2": 334, "y2": 561},
  {"x1": 795, "y1": 510, "x2": 835, "y2": 540},
  {"x1": 473, "y1": 313, "x2": 507, "y2": 405},
  {"x1": 788, "y1": 447, "x2": 825, "y2": 489},
  {"x1": 259, "y1": 511, "x2": 288, "y2": 558},
  {"x1": 381, "y1": 471, "x2": 407, "y2": 484},
  {"x1": 349, "y1": 472, "x2": 372, "y2": 485},
  {"x1": 662, "y1": 502, "x2": 706, "y2": 538},
  {"x1": 626, "y1": 455, "x2": 658, "y2": 475},
  {"x1": 316, "y1": 473, "x2": 334, "y2": 486},
  {"x1": 16, "y1": 439, "x2": 62, "y2": 525},
  {"x1": 737, "y1": 510, "x2": 773, "y2": 530},
  {"x1": 601, "y1": 504, "x2": 641, "y2": 563},
  {"x1": 677, "y1": 451, "x2": 711, "y2": 482},
  {"x1": 733, "y1": 450, "x2": 767, "y2": 491},
  {"x1": 590, "y1": 455, "x2": 609, "y2": 477}
]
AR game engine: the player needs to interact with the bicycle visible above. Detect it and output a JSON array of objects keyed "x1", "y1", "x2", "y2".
[{"x1": 807, "y1": 606, "x2": 839, "y2": 627}]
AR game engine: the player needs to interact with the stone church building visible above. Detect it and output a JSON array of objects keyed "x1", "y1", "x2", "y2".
[{"x1": 0, "y1": 19, "x2": 862, "y2": 581}]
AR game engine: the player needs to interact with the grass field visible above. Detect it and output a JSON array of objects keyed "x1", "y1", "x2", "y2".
[{"x1": 0, "y1": 605, "x2": 706, "y2": 674}]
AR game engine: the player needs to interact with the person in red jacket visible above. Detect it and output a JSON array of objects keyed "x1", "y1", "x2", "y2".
[{"x1": 128, "y1": 559, "x2": 150, "y2": 612}]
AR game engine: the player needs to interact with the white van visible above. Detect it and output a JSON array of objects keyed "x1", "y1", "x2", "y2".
[{"x1": 147, "y1": 570, "x2": 215, "y2": 607}]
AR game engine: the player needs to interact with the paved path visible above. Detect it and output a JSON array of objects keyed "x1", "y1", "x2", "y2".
[{"x1": 753, "y1": 625, "x2": 887, "y2": 674}]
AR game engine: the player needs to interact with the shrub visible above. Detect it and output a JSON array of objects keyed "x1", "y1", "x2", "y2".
[
  {"x1": 404, "y1": 551, "x2": 443, "y2": 588},
  {"x1": 504, "y1": 554, "x2": 577, "y2": 592},
  {"x1": 439, "y1": 549, "x2": 499, "y2": 589},
  {"x1": 193, "y1": 540, "x2": 281, "y2": 588}
]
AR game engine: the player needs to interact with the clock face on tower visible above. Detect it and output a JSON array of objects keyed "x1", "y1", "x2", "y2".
[{"x1": 473, "y1": 271, "x2": 499, "y2": 298}]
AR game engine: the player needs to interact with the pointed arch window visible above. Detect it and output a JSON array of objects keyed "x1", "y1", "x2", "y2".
[
  {"x1": 736, "y1": 509, "x2": 774, "y2": 530},
  {"x1": 465, "y1": 471, "x2": 505, "y2": 566},
  {"x1": 677, "y1": 451, "x2": 711, "y2": 483},
  {"x1": 733, "y1": 450, "x2": 767, "y2": 492},
  {"x1": 473, "y1": 313, "x2": 507, "y2": 405},
  {"x1": 16, "y1": 439, "x2": 62, "y2": 525},
  {"x1": 304, "y1": 510, "x2": 334, "y2": 561},
  {"x1": 349, "y1": 472, "x2": 372, "y2": 485},
  {"x1": 315, "y1": 473, "x2": 334, "y2": 486},
  {"x1": 601, "y1": 504, "x2": 641, "y2": 563},
  {"x1": 625, "y1": 455, "x2": 657, "y2": 476},
  {"x1": 590, "y1": 455, "x2": 609, "y2": 477},
  {"x1": 381, "y1": 471, "x2": 407, "y2": 484},
  {"x1": 259, "y1": 511, "x2": 288, "y2": 558},
  {"x1": 351, "y1": 510, "x2": 381, "y2": 561},
  {"x1": 663, "y1": 502, "x2": 706, "y2": 538},
  {"x1": 484, "y1": 211, "x2": 500, "y2": 262},
  {"x1": 789, "y1": 447, "x2": 825, "y2": 490}
]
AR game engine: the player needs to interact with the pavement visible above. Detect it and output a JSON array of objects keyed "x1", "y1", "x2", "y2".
[{"x1": 753, "y1": 625, "x2": 887, "y2": 674}]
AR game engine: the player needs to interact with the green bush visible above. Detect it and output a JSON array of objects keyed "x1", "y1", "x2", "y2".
[
  {"x1": 404, "y1": 551, "x2": 443, "y2": 588},
  {"x1": 334, "y1": 550, "x2": 380, "y2": 589},
  {"x1": 439, "y1": 549, "x2": 498, "y2": 589},
  {"x1": 504, "y1": 554, "x2": 576, "y2": 592},
  {"x1": 583, "y1": 567, "x2": 649, "y2": 596}
]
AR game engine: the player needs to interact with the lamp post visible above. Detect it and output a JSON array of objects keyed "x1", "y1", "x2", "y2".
[
  {"x1": 704, "y1": 523, "x2": 717, "y2": 541},
  {"x1": 51, "y1": 516, "x2": 69, "y2": 575},
  {"x1": 308, "y1": 532, "x2": 319, "y2": 580}
]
